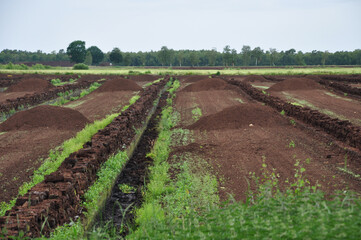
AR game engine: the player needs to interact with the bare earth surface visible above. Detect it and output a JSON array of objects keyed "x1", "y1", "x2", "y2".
[
  {"x1": 0, "y1": 92, "x2": 34, "y2": 103},
  {"x1": 65, "y1": 91, "x2": 136, "y2": 121},
  {"x1": 173, "y1": 78, "x2": 361, "y2": 202},
  {"x1": 271, "y1": 89, "x2": 361, "y2": 126},
  {"x1": 0, "y1": 83, "x2": 138, "y2": 202}
]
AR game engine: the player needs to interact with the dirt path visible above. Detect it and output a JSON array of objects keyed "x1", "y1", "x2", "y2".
[{"x1": 173, "y1": 79, "x2": 361, "y2": 202}]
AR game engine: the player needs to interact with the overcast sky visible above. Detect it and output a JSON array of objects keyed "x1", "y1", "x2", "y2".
[{"x1": 0, "y1": 0, "x2": 360, "y2": 53}]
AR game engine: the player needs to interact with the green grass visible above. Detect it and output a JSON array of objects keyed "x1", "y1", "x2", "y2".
[
  {"x1": 251, "y1": 84, "x2": 270, "y2": 90},
  {"x1": 128, "y1": 158, "x2": 361, "y2": 239},
  {"x1": 143, "y1": 78, "x2": 163, "y2": 88},
  {"x1": 128, "y1": 80, "x2": 219, "y2": 239},
  {"x1": 51, "y1": 82, "x2": 101, "y2": 106},
  {"x1": 324, "y1": 91, "x2": 353, "y2": 102},
  {"x1": 50, "y1": 78, "x2": 76, "y2": 86},
  {"x1": 1, "y1": 66, "x2": 361, "y2": 76},
  {"x1": 191, "y1": 107, "x2": 202, "y2": 122}
]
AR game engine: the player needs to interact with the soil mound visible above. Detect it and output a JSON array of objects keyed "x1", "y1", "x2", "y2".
[
  {"x1": 129, "y1": 75, "x2": 160, "y2": 82},
  {"x1": 5, "y1": 78, "x2": 54, "y2": 93},
  {"x1": 244, "y1": 75, "x2": 268, "y2": 82},
  {"x1": 0, "y1": 105, "x2": 89, "y2": 131},
  {"x1": 188, "y1": 104, "x2": 283, "y2": 131},
  {"x1": 181, "y1": 78, "x2": 235, "y2": 92},
  {"x1": 183, "y1": 75, "x2": 210, "y2": 83},
  {"x1": 267, "y1": 78, "x2": 322, "y2": 92},
  {"x1": 95, "y1": 78, "x2": 142, "y2": 93}
]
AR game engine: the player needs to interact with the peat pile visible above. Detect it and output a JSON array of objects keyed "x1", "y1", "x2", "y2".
[
  {"x1": 183, "y1": 75, "x2": 209, "y2": 83},
  {"x1": 227, "y1": 79, "x2": 361, "y2": 150},
  {"x1": 0, "y1": 77, "x2": 169, "y2": 238},
  {"x1": 243, "y1": 75, "x2": 268, "y2": 82},
  {"x1": 95, "y1": 78, "x2": 142, "y2": 93},
  {"x1": 0, "y1": 105, "x2": 89, "y2": 131},
  {"x1": 188, "y1": 104, "x2": 282, "y2": 131},
  {"x1": 5, "y1": 78, "x2": 54, "y2": 93},
  {"x1": 181, "y1": 78, "x2": 236, "y2": 92},
  {"x1": 267, "y1": 78, "x2": 323, "y2": 92},
  {"x1": 129, "y1": 74, "x2": 160, "y2": 82}
]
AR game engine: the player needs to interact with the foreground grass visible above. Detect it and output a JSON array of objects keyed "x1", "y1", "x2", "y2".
[
  {"x1": 129, "y1": 156, "x2": 361, "y2": 239},
  {"x1": 1, "y1": 66, "x2": 361, "y2": 76},
  {"x1": 0, "y1": 95, "x2": 140, "y2": 217}
]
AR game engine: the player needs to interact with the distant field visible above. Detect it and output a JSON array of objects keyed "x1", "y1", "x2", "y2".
[{"x1": 1, "y1": 66, "x2": 361, "y2": 75}]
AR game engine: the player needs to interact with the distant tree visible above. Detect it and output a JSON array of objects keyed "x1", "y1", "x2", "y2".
[
  {"x1": 222, "y1": 45, "x2": 232, "y2": 66},
  {"x1": 231, "y1": 49, "x2": 238, "y2": 66},
  {"x1": 206, "y1": 48, "x2": 217, "y2": 66},
  {"x1": 241, "y1": 45, "x2": 251, "y2": 66},
  {"x1": 269, "y1": 48, "x2": 278, "y2": 66},
  {"x1": 321, "y1": 51, "x2": 329, "y2": 66},
  {"x1": 252, "y1": 47, "x2": 263, "y2": 66},
  {"x1": 296, "y1": 51, "x2": 305, "y2": 65},
  {"x1": 84, "y1": 51, "x2": 92, "y2": 65},
  {"x1": 175, "y1": 51, "x2": 185, "y2": 66},
  {"x1": 66, "y1": 40, "x2": 86, "y2": 63},
  {"x1": 158, "y1": 46, "x2": 172, "y2": 66},
  {"x1": 123, "y1": 53, "x2": 131, "y2": 66},
  {"x1": 189, "y1": 51, "x2": 200, "y2": 66},
  {"x1": 109, "y1": 48, "x2": 123, "y2": 65},
  {"x1": 137, "y1": 51, "x2": 146, "y2": 66},
  {"x1": 88, "y1": 46, "x2": 104, "y2": 65}
]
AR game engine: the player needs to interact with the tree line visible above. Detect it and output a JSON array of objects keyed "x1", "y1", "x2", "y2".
[{"x1": 1, "y1": 40, "x2": 360, "y2": 66}]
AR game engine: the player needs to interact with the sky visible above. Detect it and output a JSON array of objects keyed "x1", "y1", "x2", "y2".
[{"x1": 0, "y1": 0, "x2": 360, "y2": 53}]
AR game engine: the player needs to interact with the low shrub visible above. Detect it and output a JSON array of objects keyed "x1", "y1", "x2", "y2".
[{"x1": 73, "y1": 63, "x2": 89, "y2": 70}]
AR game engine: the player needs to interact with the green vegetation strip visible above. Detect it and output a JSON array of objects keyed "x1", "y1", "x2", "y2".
[
  {"x1": 51, "y1": 82, "x2": 102, "y2": 106},
  {"x1": 50, "y1": 77, "x2": 77, "y2": 86},
  {"x1": 127, "y1": 80, "x2": 219, "y2": 239},
  {"x1": 0, "y1": 95, "x2": 140, "y2": 217},
  {"x1": 48, "y1": 82, "x2": 168, "y2": 239}
]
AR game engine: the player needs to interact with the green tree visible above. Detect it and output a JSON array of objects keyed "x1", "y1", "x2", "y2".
[
  {"x1": 109, "y1": 48, "x2": 123, "y2": 65},
  {"x1": 206, "y1": 48, "x2": 217, "y2": 66},
  {"x1": 123, "y1": 53, "x2": 131, "y2": 66},
  {"x1": 189, "y1": 51, "x2": 200, "y2": 66},
  {"x1": 88, "y1": 46, "x2": 104, "y2": 65},
  {"x1": 158, "y1": 46, "x2": 172, "y2": 66},
  {"x1": 252, "y1": 47, "x2": 263, "y2": 66},
  {"x1": 321, "y1": 51, "x2": 329, "y2": 66},
  {"x1": 231, "y1": 48, "x2": 238, "y2": 66},
  {"x1": 84, "y1": 51, "x2": 92, "y2": 65},
  {"x1": 241, "y1": 45, "x2": 251, "y2": 66},
  {"x1": 175, "y1": 51, "x2": 185, "y2": 66},
  {"x1": 269, "y1": 48, "x2": 278, "y2": 66},
  {"x1": 222, "y1": 45, "x2": 232, "y2": 66},
  {"x1": 66, "y1": 40, "x2": 86, "y2": 63}
]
